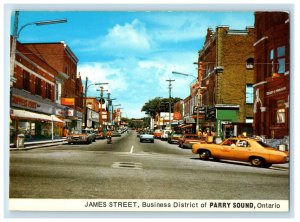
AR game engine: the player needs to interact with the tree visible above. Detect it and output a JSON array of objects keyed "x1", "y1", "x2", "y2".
[{"x1": 141, "y1": 97, "x2": 181, "y2": 118}]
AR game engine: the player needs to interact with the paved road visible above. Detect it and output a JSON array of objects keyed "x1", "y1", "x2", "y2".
[{"x1": 9, "y1": 130, "x2": 289, "y2": 200}]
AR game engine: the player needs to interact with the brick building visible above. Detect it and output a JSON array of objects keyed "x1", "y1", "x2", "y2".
[
  {"x1": 84, "y1": 97, "x2": 100, "y2": 129},
  {"x1": 10, "y1": 39, "x2": 65, "y2": 145},
  {"x1": 196, "y1": 26, "x2": 255, "y2": 139},
  {"x1": 253, "y1": 12, "x2": 290, "y2": 139},
  {"x1": 24, "y1": 42, "x2": 83, "y2": 131}
]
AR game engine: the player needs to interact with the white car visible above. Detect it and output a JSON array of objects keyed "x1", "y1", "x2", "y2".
[
  {"x1": 161, "y1": 130, "x2": 172, "y2": 140},
  {"x1": 140, "y1": 132, "x2": 154, "y2": 143}
]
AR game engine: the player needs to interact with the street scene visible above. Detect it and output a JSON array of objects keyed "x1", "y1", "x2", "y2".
[{"x1": 8, "y1": 10, "x2": 290, "y2": 211}]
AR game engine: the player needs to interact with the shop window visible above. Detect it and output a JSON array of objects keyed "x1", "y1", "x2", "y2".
[
  {"x1": 23, "y1": 70, "x2": 30, "y2": 91},
  {"x1": 246, "y1": 84, "x2": 254, "y2": 104},
  {"x1": 246, "y1": 58, "x2": 254, "y2": 69},
  {"x1": 276, "y1": 108, "x2": 285, "y2": 124},
  {"x1": 275, "y1": 100, "x2": 286, "y2": 124},
  {"x1": 35, "y1": 78, "x2": 41, "y2": 96}
]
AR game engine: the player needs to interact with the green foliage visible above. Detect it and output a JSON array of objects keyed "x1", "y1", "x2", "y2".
[{"x1": 141, "y1": 97, "x2": 182, "y2": 118}]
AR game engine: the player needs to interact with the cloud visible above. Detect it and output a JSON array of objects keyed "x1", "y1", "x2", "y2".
[
  {"x1": 72, "y1": 19, "x2": 153, "y2": 56},
  {"x1": 77, "y1": 50, "x2": 197, "y2": 118},
  {"x1": 101, "y1": 19, "x2": 152, "y2": 52}
]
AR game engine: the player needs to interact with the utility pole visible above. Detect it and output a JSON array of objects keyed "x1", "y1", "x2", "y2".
[
  {"x1": 99, "y1": 86, "x2": 105, "y2": 129},
  {"x1": 196, "y1": 61, "x2": 204, "y2": 135},
  {"x1": 166, "y1": 79, "x2": 175, "y2": 128},
  {"x1": 83, "y1": 76, "x2": 88, "y2": 129},
  {"x1": 10, "y1": 11, "x2": 19, "y2": 86}
]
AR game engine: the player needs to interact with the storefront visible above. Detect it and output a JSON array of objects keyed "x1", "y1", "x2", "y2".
[
  {"x1": 86, "y1": 108, "x2": 99, "y2": 129},
  {"x1": 204, "y1": 105, "x2": 239, "y2": 139},
  {"x1": 253, "y1": 75, "x2": 289, "y2": 138},
  {"x1": 10, "y1": 109, "x2": 64, "y2": 144}
]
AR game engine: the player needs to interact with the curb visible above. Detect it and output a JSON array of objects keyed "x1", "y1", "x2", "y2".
[{"x1": 10, "y1": 141, "x2": 68, "y2": 151}]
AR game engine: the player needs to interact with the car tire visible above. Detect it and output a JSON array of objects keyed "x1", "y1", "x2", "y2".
[
  {"x1": 198, "y1": 150, "x2": 210, "y2": 160},
  {"x1": 140, "y1": 139, "x2": 143, "y2": 143},
  {"x1": 250, "y1": 157, "x2": 264, "y2": 167}
]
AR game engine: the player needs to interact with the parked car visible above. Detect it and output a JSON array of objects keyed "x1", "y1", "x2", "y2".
[
  {"x1": 192, "y1": 137, "x2": 289, "y2": 168},
  {"x1": 178, "y1": 134, "x2": 205, "y2": 148},
  {"x1": 140, "y1": 131, "x2": 154, "y2": 143},
  {"x1": 168, "y1": 132, "x2": 183, "y2": 144},
  {"x1": 161, "y1": 129, "x2": 172, "y2": 140},
  {"x1": 83, "y1": 129, "x2": 96, "y2": 142},
  {"x1": 67, "y1": 129, "x2": 93, "y2": 144},
  {"x1": 153, "y1": 129, "x2": 162, "y2": 139}
]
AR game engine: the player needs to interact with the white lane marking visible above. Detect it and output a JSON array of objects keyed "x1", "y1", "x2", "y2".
[{"x1": 130, "y1": 145, "x2": 134, "y2": 154}]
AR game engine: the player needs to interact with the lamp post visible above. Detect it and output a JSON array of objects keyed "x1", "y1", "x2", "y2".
[
  {"x1": 10, "y1": 11, "x2": 67, "y2": 86},
  {"x1": 166, "y1": 79, "x2": 175, "y2": 129},
  {"x1": 172, "y1": 70, "x2": 205, "y2": 134}
]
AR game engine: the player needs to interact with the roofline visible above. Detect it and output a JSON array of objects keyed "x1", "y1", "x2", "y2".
[{"x1": 22, "y1": 41, "x2": 79, "y2": 63}]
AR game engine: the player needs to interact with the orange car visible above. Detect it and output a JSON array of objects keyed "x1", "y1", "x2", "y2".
[
  {"x1": 192, "y1": 137, "x2": 289, "y2": 168},
  {"x1": 153, "y1": 129, "x2": 162, "y2": 139},
  {"x1": 178, "y1": 134, "x2": 206, "y2": 148}
]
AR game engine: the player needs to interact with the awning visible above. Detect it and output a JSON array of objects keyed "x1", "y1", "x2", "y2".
[{"x1": 10, "y1": 109, "x2": 64, "y2": 123}]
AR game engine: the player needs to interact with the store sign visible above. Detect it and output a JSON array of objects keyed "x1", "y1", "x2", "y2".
[
  {"x1": 266, "y1": 87, "x2": 287, "y2": 96},
  {"x1": 193, "y1": 106, "x2": 206, "y2": 115},
  {"x1": 12, "y1": 96, "x2": 37, "y2": 109},
  {"x1": 61, "y1": 98, "x2": 75, "y2": 106},
  {"x1": 206, "y1": 107, "x2": 216, "y2": 120},
  {"x1": 12, "y1": 95, "x2": 53, "y2": 114},
  {"x1": 173, "y1": 112, "x2": 181, "y2": 120}
]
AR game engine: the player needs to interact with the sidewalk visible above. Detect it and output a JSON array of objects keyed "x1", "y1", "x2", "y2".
[{"x1": 10, "y1": 138, "x2": 68, "y2": 151}]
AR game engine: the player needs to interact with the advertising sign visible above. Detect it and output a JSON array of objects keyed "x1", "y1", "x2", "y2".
[{"x1": 61, "y1": 98, "x2": 75, "y2": 106}]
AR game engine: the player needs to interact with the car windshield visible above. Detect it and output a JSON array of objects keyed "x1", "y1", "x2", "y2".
[{"x1": 256, "y1": 141, "x2": 272, "y2": 148}]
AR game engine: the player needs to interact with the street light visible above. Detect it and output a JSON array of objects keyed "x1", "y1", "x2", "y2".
[
  {"x1": 10, "y1": 11, "x2": 67, "y2": 86},
  {"x1": 172, "y1": 70, "x2": 204, "y2": 134}
]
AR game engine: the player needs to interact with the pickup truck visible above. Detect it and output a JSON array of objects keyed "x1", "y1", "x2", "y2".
[{"x1": 139, "y1": 132, "x2": 154, "y2": 143}]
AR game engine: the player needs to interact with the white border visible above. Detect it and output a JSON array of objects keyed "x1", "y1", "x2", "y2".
[{"x1": 1, "y1": 0, "x2": 299, "y2": 221}]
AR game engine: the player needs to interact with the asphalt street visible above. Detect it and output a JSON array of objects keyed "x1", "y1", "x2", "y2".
[{"x1": 9, "y1": 130, "x2": 289, "y2": 200}]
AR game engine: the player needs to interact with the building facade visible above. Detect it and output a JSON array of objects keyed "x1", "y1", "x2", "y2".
[
  {"x1": 253, "y1": 12, "x2": 290, "y2": 139},
  {"x1": 10, "y1": 39, "x2": 65, "y2": 145},
  {"x1": 24, "y1": 42, "x2": 83, "y2": 131},
  {"x1": 196, "y1": 26, "x2": 255, "y2": 139}
]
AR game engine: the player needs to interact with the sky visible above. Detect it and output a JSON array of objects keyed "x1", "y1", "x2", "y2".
[{"x1": 10, "y1": 11, "x2": 254, "y2": 118}]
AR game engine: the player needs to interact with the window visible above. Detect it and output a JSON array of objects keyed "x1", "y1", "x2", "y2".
[
  {"x1": 277, "y1": 46, "x2": 286, "y2": 74},
  {"x1": 246, "y1": 58, "x2": 254, "y2": 69},
  {"x1": 246, "y1": 84, "x2": 254, "y2": 104},
  {"x1": 276, "y1": 109, "x2": 285, "y2": 124},
  {"x1": 46, "y1": 83, "x2": 51, "y2": 99},
  {"x1": 269, "y1": 46, "x2": 286, "y2": 75},
  {"x1": 23, "y1": 70, "x2": 30, "y2": 91},
  {"x1": 35, "y1": 78, "x2": 41, "y2": 96}
]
